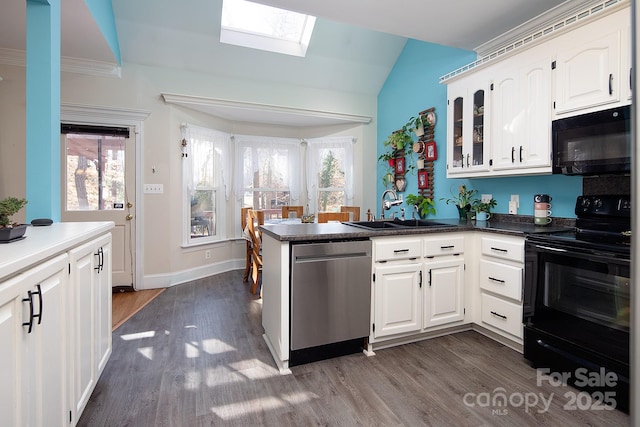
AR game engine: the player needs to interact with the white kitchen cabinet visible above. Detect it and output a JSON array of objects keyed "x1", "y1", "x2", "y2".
[
  {"x1": 553, "y1": 8, "x2": 630, "y2": 116},
  {"x1": 423, "y1": 257, "x2": 464, "y2": 328},
  {"x1": 372, "y1": 233, "x2": 466, "y2": 342},
  {"x1": 478, "y1": 234, "x2": 524, "y2": 343},
  {"x1": 373, "y1": 262, "x2": 422, "y2": 338},
  {"x1": 492, "y1": 54, "x2": 552, "y2": 173},
  {"x1": 0, "y1": 254, "x2": 69, "y2": 427},
  {"x1": 69, "y1": 233, "x2": 112, "y2": 422},
  {"x1": 0, "y1": 222, "x2": 113, "y2": 427},
  {"x1": 446, "y1": 74, "x2": 491, "y2": 177}
]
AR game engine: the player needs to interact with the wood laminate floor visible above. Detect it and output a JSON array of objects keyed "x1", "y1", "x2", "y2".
[
  {"x1": 112, "y1": 288, "x2": 165, "y2": 331},
  {"x1": 79, "y1": 270, "x2": 629, "y2": 426}
]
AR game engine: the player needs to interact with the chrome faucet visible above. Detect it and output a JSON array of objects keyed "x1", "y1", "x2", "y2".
[{"x1": 380, "y1": 189, "x2": 402, "y2": 219}]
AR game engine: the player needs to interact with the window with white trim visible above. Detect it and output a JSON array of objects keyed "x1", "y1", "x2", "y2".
[
  {"x1": 306, "y1": 136, "x2": 354, "y2": 214},
  {"x1": 233, "y1": 135, "x2": 301, "y2": 220},
  {"x1": 182, "y1": 124, "x2": 230, "y2": 245}
]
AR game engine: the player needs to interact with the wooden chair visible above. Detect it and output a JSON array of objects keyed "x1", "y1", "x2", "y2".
[
  {"x1": 340, "y1": 206, "x2": 360, "y2": 221},
  {"x1": 317, "y1": 212, "x2": 350, "y2": 223},
  {"x1": 281, "y1": 205, "x2": 303, "y2": 219},
  {"x1": 242, "y1": 208, "x2": 264, "y2": 283},
  {"x1": 246, "y1": 209, "x2": 263, "y2": 294}
]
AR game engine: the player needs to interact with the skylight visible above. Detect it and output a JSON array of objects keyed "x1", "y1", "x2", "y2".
[{"x1": 220, "y1": 0, "x2": 316, "y2": 57}]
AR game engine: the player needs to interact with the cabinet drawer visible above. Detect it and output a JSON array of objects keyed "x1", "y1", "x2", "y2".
[
  {"x1": 373, "y1": 237, "x2": 422, "y2": 262},
  {"x1": 423, "y1": 235, "x2": 464, "y2": 257},
  {"x1": 481, "y1": 236, "x2": 524, "y2": 263},
  {"x1": 479, "y1": 259, "x2": 522, "y2": 301},
  {"x1": 481, "y1": 293, "x2": 523, "y2": 339}
]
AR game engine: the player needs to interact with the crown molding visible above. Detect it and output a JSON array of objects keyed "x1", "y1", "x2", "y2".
[
  {"x1": 61, "y1": 103, "x2": 150, "y2": 124},
  {"x1": 474, "y1": 0, "x2": 627, "y2": 56},
  {"x1": 161, "y1": 93, "x2": 373, "y2": 127},
  {"x1": 0, "y1": 48, "x2": 121, "y2": 78}
]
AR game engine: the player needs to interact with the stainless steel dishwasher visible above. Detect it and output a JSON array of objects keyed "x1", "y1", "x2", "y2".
[{"x1": 290, "y1": 239, "x2": 372, "y2": 365}]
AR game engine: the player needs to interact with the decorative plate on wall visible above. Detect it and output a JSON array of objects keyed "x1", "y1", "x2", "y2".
[{"x1": 426, "y1": 111, "x2": 436, "y2": 126}]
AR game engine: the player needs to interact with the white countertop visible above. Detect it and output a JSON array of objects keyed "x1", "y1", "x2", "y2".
[{"x1": 0, "y1": 221, "x2": 114, "y2": 281}]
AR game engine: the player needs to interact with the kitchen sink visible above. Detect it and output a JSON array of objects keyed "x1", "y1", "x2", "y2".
[{"x1": 346, "y1": 219, "x2": 449, "y2": 230}]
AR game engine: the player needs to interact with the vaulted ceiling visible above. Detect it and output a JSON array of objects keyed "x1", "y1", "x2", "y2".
[{"x1": 0, "y1": 0, "x2": 581, "y2": 124}]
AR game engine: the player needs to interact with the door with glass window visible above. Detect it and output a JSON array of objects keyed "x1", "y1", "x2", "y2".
[{"x1": 61, "y1": 126, "x2": 135, "y2": 289}]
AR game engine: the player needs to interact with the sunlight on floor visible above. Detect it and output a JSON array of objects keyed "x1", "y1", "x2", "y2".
[
  {"x1": 120, "y1": 330, "x2": 156, "y2": 341},
  {"x1": 209, "y1": 391, "x2": 318, "y2": 420},
  {"x1": 202, "y1": 338, "x2": 237, "y2": 355},
  {"x1": 137, "y1": 347, "x2": 154, "y2": 360}
]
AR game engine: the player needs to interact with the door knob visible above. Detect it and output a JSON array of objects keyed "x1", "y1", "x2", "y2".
[
  {"x1": 127, "y1": 202, "x2": 133, "y2": 208},
  {"x1": 126, "y1": 214, "x2": 133, "y2": 221}
]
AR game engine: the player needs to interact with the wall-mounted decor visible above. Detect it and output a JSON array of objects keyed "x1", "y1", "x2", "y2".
[
  {"x1": 425, "y1": 141, "x2": 437, "y2": 161},
  {"x1": 395, "y1": 157, "x2": 405, "y2": 174},
  {"x1": 418, "y1": 170, "x2": 429, "y2": 189}
]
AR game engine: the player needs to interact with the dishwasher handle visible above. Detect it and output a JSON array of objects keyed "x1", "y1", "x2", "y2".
[{"x1": 294, "y1": 252, "x2": 370, "y2": 263}]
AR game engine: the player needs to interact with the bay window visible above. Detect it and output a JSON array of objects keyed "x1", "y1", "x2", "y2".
[
  {"x1": 306, "y1": 136, "x2": 354, "y2": 213},
  {"x1": 182, "y1": 124, "x2": 230, "y2": 245},
  {"x1": 233, "y1": 136, "x2": 301, "y2": 219}
]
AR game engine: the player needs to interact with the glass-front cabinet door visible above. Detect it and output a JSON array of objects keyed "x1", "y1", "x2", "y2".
[{"x1": 446, "y1": 76, "x2": 490, "y2": 177}]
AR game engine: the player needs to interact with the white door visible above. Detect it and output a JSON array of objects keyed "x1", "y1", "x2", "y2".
[
  {"x1": 61, "y1": 127, "x2": 135, "y2": 289},
  {"x1": 423, "y1": 258, "x2": 465, "y2": 328}
]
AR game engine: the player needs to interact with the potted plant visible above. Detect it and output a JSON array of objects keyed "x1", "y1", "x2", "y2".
[
  {"x1": 405, "y1": 193, "x2": 436, "y2": 218},
  {"x1": 383, "y1": 129, "x2": 413, "y2": 151},
  {"x1": 472, "y1": 198, "x2": 497, "y2": 221},
  {"x1": 0, "y1": 197, "x2": 28, "y2": 242},
  {"x1": 378, "y1": 151, "x2": 396, "y2": 168},
  {"x1": 440, "y1": 185, "x2": 478, "y2": 220},
  {"x1": 406, "y1": 114, "x2": 428, "y2": 137}
]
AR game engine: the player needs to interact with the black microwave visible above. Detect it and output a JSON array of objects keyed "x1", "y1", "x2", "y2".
[{"x1": 552, "y1": 105, "x2": 631, "y2": 175}]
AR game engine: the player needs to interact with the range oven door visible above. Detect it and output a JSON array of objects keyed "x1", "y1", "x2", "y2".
[{"x1": 523, "y1": 238, "x2": 630, "y2": 411}]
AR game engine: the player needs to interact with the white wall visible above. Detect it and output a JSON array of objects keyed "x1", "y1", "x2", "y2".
[{"x1": 0, "y1": 61, "x2": 377, "y2": 288}]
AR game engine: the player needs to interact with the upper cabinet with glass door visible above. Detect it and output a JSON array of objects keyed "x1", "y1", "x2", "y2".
[{"x1": 446, "y1": 73, "x2": 490, "y2": 177}]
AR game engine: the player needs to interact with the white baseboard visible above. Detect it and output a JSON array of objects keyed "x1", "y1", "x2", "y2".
[{"x1": 137, "y1": 258, "x2": 245, "y2": 290}]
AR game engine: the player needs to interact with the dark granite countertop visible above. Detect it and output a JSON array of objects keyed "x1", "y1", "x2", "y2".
[{"x1": 260, "y1": 216, "x2": 575, "y2": 242}]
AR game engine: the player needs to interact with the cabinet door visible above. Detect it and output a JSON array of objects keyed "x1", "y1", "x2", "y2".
[
  {"x1": 21, "y1": 254, "x2": 69, "y2": 427},
  {"x1": 0, "y1": 284, "x2": 25, "y2": 427},
  {"x1": 373, "y1": 263, "x2": 421, "y2": 338},
  {"x1": 554, "y1": 30, "x2": 621, "y2": 114},
  {"x1": 69, "y1": 241, "x2": 97, "y2": 419},
  {"x1": 520, "y1": 58, "x2": 552, "y2": 169},
  {"x1": 491, "y1": 71, "x2": 519, "y2": 170},
  {"x1": 423, "y1": 258, "x2": 465, "y2": 328},
  {"x1": 94, "y1": 236, "x2": 112, "y2": 375},
  {"x1": 447, "y1": 83, "x2": 466, "y2": 175},
  {"x1": 447, "y1": 78, "x2": 490, "y2": 177}
]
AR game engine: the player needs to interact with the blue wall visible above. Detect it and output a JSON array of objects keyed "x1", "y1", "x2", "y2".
[{"x1": 377, "y1": 39, "x2": 582, "y2": 219}]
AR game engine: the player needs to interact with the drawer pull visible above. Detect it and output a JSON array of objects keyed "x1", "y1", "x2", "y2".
[
  {"x1": 393, "y1": 249, "x2": 409, "y2": 254},
  {"x1": 488, "y1": 276, "x2": 505, "y2": 284},
  {"x1": 490, "y1": 247, "x2": 508, "y2": 253},
  {"x1": 490, "y1": 311, "x2": 507, "y2": 320},
  {"x1": 440, "y1": 245, "x2": 454, "y2": 249}
]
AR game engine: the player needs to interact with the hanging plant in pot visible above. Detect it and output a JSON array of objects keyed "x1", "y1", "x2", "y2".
[
  {"x1": 406, "y1": 114, "x2": 428, "y2": 138},
  {"x1": 383, "y1": 129, "x2": 413, "y2": 152},
  {"x1": 0, "y1": 197, "x2": 28, "y2": 243}
]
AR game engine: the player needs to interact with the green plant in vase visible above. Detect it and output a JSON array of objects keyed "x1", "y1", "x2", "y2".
[
  {"x1": 405, "y1": 193, "x2": 436, "y2": 218},
  {"x1": 440, "y1": 185, "x2": 478, "y2": 220}
]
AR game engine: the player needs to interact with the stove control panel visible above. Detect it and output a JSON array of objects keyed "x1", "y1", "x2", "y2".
[{"x1": 575, "y1": 195, "x2": 631, "y2": 217}]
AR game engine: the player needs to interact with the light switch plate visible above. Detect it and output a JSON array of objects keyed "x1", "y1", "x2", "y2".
[
  {"x1": 508, "y1": 200, "x2": 518, "y2": 214},
  {"x1": 144, "y1": 184, "x2": 164, "y2": 194},
  {"x1": 510, "y1": 194, "x2": 520, "y2": 208},
  {"x1": 481, "y1": 194, "x2": 493, "y2": 203}
]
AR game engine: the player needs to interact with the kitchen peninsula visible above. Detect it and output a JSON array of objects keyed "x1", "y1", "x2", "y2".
[
  {"x1": 260, "y1": 218, "x2": 572, "y2": 373},
  {"x1": 0, "y1": 222, "x2": 114, "y2": 426}
]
